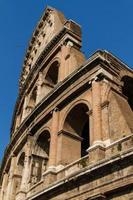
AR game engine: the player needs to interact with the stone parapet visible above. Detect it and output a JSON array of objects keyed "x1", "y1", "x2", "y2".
[{"x1": 26, "y1": 134, "x2": 133, "y2": 199}]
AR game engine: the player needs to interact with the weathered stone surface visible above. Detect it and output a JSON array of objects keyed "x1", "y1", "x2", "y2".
[{"x1": 0, "y1": 6, "x2": 133, "y2": 200}]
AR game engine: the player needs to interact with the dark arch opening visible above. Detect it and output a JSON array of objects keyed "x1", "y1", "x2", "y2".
[
  {"x1": 45, "y1": 61, "x2": 59, "y2": 85},
  {"x1": 17, "y1": 152, "x2": 25, "y2": 176},
  {"x1": 31, "y1": 130, "x2": 51, "y2": 184},
  {"x1": 122, "y1": 75, "x2": 133, "y2": 111},
  {"x1": 36, "y1": 130, "x2": 50, "y2": 157},
  {"x1": 64, "y1": 103, "x2": 90, "y2": 157},
  {"x1": 16, "y1": 152, "x2": 25, "y2": 193},
  {"x1": 29, "y1": 87, "x2": 37, "y2": 108},
  {"x1": 18, "y1": 152, "x2": 25, "y2": 168},
  {"x1": 81, "y1": 119, "x2": 90, "y2": 157}
]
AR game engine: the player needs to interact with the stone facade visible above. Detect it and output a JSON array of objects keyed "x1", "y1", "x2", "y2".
[{"x1": 0, "y1": 6, "x2": 133, "y2": 200}]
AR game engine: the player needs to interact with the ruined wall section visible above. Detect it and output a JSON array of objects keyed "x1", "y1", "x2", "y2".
[{"x1": 11, "y1": 7, "x2": 85, "y2": 136}]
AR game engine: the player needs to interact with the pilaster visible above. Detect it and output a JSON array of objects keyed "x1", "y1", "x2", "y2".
[
  {"x1": 59, "y1": 41, "x2": 74, "y2": 81},
  {"x1": 36, "y1": 72, "x2": 43, "y2": 104},
  {"x1": 86, "y1": 109, "x2": 93, "y2": 145},
  {"x1": 21, "y1": 96, "x2": 28, "y2": 121},
  {"x1": 59, "y1": 43, "x2": 66, "y2": 82},
  {"x1": 64, "y1": 41, "x2": 73, "y2": 78},
  {"x1": 92, "y1": 78, "x2": 102, "y2": 144},
  {"x1": 48, "y1": 108, "x2": 59, "y2": 169}
]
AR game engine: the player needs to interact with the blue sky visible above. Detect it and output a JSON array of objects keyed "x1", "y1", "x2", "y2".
[{"x1": 0, "y1": 0, "x2": 133, "y2": 160}]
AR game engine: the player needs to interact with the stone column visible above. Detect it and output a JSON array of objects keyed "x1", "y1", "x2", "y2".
[
  {"x1": 0, "y1": 172, "x2": 8, "y2": 200},
  {"x1": 59, "y1": 41, "x2": 73, "y2": 82},
  {"x1": 36, "y1": 72, "x2": 43, "y2": 104},
  {"x1": 88, "y1": 78, "x2": 105, "y2": 162},
  {"x1": 6, "y1": 155, "x2": 16, "y2": 200},
  {"x1": 92, "y1": 78, "x2": 102, "y2": 144},
  {"x1": 16, "y1": 135, "x2": 32, "y2": 200},
  {"x1": 48, "y1": 108, "x2": 59, "y2": 169},
  {"x1": 21, "y1": 96, "x2": 28, "y2": 121},
  {"x1": 65, "y1": 41, "x2": 73, "y2": 78},
  {"x1": 59, "y1": 44, "x2": 66, "y2": 82}
]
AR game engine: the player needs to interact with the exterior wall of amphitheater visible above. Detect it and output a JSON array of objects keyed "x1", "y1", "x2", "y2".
[{"x1": 0, "y1": 6, "x2": 133, "y2": 200}]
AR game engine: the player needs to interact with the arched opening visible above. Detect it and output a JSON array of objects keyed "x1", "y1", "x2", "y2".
[
  {"x1": 17, "y1": 152, "x2": 25, "y2": 174},
  {"x1": 40, "y1": 61, "x2": 59, "y2": 98},
  {"x1": 16, "y1": 152, "x2": 25, "y2": 193},
  {"x1": 36, "y1": 131, "x2": 50, "y2": 157},
  {"x1": 122, "y1": 76, "x2": 133, "y2": 111},
  {"x1": 26, "y1": 87, "x2": 37, "y2": 115},
  {"x1": 31, "y1": 131, "x2": 50, "y2": 184},
  {"x1": 81, "y1": 119, "x2": 90, "y2": 157},
  {"x1": 45, "y1": 61, "x2": 59, "y2": 86},
  {"x1": 63, "y1": 103, "x2": 90, "y2": 161},
  {"x1": 29, "y1": 87, "x2": 37, "y2": 108}
]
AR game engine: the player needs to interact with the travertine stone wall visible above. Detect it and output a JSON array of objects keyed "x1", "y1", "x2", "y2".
[{"x1": 0, "y1": 6, "x2": 133, "y2": 200}]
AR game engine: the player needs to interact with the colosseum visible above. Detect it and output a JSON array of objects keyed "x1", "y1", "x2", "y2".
[{"x1": 0, "y1": 6, "x2": 133, "y2": 200}]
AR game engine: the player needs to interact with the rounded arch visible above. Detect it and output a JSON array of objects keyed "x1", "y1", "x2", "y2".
[
  {"x1": 30, "y1": 129, "x2": 51, "y2": 184},
  {"x1": 34, "y1": 126, "x2": 51, "y2": 142},
  {"x1": 17, "y1": 152, "x2": 25, "y2": 175},
  {"x1": 41, "y1": 57, "x2": 61, "y2": 77},
  {"x1": 45, "y1": 60, "x2": 60, "y2": 86},
  {"x1": 121, "y1": 75, "x2": 133, "y2": 110},
  {"x1": 17, "y1": 151, "x2": 25, "y2": 165},
  {"x1": 62, "y1": 101, "x2": 90, "y2": 157},
  {"x1": 35, "y1": 130, "x2": 51, "y2": 157},
  {"x1": 61, "y1": 99, "x2": 91, "y2": 130},
  {"x1": 44, "y1": 57, "x2": 61, "y2": 73},
  {"x1": 14, "y1": 152, "x2": 25, "y2": 194},
  {"x1": 119, "y1": 69, "x2": 133, "y2": 80}
]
